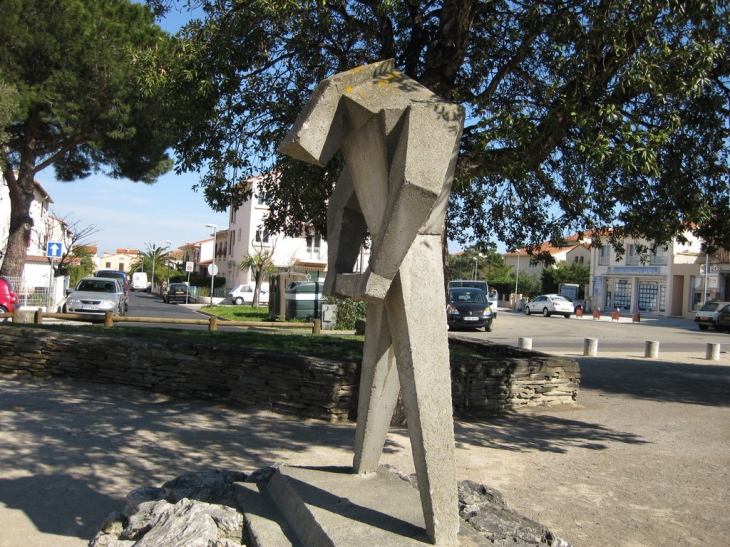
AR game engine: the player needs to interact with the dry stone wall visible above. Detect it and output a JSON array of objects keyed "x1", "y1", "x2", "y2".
[{"x1": 0, "y1": 327, "x2": 578, "y2": 420}]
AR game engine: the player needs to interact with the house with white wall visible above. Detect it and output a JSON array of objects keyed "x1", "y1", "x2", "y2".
[
  {"x1": 180, "y1": 238, "x2": 214, "y2": 276},
  {"x1": 98, "y1": 249, "x2": 140, "y2": 273},
  {"x1": 223, "y1": 174, "x2": 331, "y2": 289},
  {"x1": 503, "y1": 235, "x2": 592, "y2": 281}
]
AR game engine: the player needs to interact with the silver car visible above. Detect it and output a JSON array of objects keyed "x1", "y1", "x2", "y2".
[
  {"x1": 65, "y1": 277, "x2": 125, "y2": 317},
  {"x1": 525, "y1": 294, "x2": 573, "y2": 318}
]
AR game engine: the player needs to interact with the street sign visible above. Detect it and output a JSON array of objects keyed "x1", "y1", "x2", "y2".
[
  {"x1": 207, "y1": 264, "x2": 219, "y2": 276},
  {"x1": 46, "y1": 241, "x2": 63, "y2": 258},
  {"x1": 185, "y1": 261, "x2": 194, "y2": 272}
]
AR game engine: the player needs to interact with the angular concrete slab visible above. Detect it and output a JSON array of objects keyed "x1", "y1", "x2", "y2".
[
  {"x1": 235, "y1": 481, "x2": 303, "y2": 547},
  {"x1": 253, "y1": 465, "x2": 441, "y2": 547}
]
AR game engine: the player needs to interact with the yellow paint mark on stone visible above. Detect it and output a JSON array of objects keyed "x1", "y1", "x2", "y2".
[{"x1": 345, "y1": 86, "x2": 354, "y2": 93}]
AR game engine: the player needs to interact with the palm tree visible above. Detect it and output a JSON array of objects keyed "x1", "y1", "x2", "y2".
[{"x1": 239, "y1": 243, "x2": 277, "y2": 307}]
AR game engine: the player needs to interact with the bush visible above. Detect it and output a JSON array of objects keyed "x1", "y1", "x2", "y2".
[{"x1": 333, "y1": 298, "x2": 367, "y2": 330}]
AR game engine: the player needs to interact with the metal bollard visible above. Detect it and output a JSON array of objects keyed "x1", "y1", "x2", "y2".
[
  {"x1": 518, "y1": 337, "x2": 532, "y2": 350},
  {"x1": 645, "y1": 340, "x2": 660, "y2": 358},
  {"x1": 584, "y1": 338, "x2": 598, "y2": 356},
  {"x1": 706, "y1": 343, "x2": 721, "y2": 361}
]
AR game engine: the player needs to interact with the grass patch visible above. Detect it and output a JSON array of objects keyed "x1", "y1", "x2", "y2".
[
  {"x1": 202, "y1": 304, "x2": 271, "y2": 322},
  {"x1": 11, "y1": 322, "x2": 487, "y2": 362}
]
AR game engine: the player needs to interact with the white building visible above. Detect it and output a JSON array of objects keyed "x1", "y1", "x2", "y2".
[
  {"x1": 503, "y1": 236, "x2": 592, "y2": 279},
  {"x1": 223, "y1": 174, "x2": 330, "y2": 289},
  {"x1": 590, "y1": 234, "x2": 705, "y2": 318},
  {"x1": 98, "y1": 249, "x2": 141, "y2": 273}
]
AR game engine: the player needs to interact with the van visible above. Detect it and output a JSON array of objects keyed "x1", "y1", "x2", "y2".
[
  {"x1": 448, "y1": 280, "x2": 497, "y2": 317},
  {"x1": 131, "y1": 272, "x2": 149, "y2": 292},
  {"x1": 694, "y1": 301, "x2": 730, "y2": 331},
  {"x1": 96, "y1": 270, "x2": 129, "y2": 311}
]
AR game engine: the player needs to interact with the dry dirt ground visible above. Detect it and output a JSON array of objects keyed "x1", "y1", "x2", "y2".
[{"x1": 0, "y1": 351, "x2": 728, "y2": 547}]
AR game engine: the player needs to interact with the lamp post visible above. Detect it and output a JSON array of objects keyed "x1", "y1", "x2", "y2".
[
  {"x1": 151, "y1": 244, "x2": 157, "y2": 295},
  {"x1": 473, "y1": 256, "x2": 478, "y2": 280},
  {"x1": 206, "y1": 224, "x2": 218, "y2": 304},
  {"x1": 165, "y1": 240, "x2": 172, "y2": 288}
]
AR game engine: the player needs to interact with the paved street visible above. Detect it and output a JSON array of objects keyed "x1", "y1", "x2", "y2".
[{"x1": 0, "y1": 308, "x2": 728, "y2": 547}]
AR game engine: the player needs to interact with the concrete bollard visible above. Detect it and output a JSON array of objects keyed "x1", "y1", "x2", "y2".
[
  {"x1": 583, "y1": 338, "x2": 598, "y2": 356},
  {"x1": 645, "y1": 340, "x2": 660, "y2": 358},
  {"x1": 706, "y1": 343, "x2": 721, "y2": 361},
  {"x1": 518, "y1": 337, "x2": 532, "y2": 350}
]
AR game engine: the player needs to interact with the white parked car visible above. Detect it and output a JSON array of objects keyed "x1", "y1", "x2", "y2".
[
  {"x1": 228, "y1": 284, "x2": 269, "y2": 305},
  {"x1": 524, "y1": 294, "x2": 573, "y2": 318}
]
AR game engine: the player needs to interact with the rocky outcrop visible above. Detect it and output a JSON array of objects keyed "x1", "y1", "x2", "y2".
[{"x1": 89, "y1": 469, "x2": 572, "y2": 547}]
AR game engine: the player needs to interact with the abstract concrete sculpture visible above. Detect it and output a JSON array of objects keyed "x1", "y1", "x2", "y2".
[{"x1": 279, "y1": 59, "x2": 464, "y2": 545}]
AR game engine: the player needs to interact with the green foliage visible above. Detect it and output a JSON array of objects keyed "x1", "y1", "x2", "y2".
[
  {"x1": 156, "y1": 0, "x2": 730, "y2": 260},
  {"x1": 331, "y1": 298, "x2": 367, "y2": 330},
  {"x1": 0, "y1": 0, "x2": 180, "y2": 277},
  {"x1": 448, "y1": 246, "x2": 506, "y2": 282},
  {"x1": 541, "y1": 262, "x2": 590, "y2": 297}
]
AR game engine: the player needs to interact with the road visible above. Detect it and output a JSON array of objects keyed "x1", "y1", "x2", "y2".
[{"x1": 458, "y1": 307, "x2": 729, "y2": 360}]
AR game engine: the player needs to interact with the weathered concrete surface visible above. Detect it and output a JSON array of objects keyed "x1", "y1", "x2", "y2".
[{"x1": 280, "y1": 59, "x2": 465, "y2": 545}]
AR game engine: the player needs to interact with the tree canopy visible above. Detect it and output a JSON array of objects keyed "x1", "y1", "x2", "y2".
[
  {"x1": 0, "y1": 0, "x2": 178, "y2": 277},
  {"x1": 151, "y1": 0, "x2": 730, "y2": 260}
]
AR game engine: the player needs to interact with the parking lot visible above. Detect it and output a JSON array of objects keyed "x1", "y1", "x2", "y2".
[{"x1": 0, "y1": 308, "x2": 728, "y2": 547}]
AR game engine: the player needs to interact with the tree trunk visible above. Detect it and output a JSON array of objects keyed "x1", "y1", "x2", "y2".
[{"x1": 0, "y1": 166, "x2": 35, "y2": 279}]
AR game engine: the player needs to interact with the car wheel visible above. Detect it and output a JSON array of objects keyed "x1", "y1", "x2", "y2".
[
  {"x1": 525, "y1": 306, "x2": 531, "y2": 316},
  {"x1": 484, "y1": 322, "x2": 493, "y2": 332},
  {"x1": 542, "y1": 308, "x2": 550, "y2": 317},
  {"x1": 698, "y1": 324, "x2": 709, "y2": 331},
  {"x1": 0, "y1": 305, "x2": 9, "y2": 322},
  {"x1": 234, "y1": 297, "x2": 244, "y2": 305},
  {"x1": 564, "y1": 313, "x2": 571, "y2": 319}
]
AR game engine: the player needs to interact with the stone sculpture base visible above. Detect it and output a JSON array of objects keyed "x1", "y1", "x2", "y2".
[{"x1": 89, "y1": 468, "x2": 572, "y2": 547}]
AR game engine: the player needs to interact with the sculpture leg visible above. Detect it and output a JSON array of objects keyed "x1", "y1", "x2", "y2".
[
  {"x1": 386, "y1": 234, "x2": 458, "y2": 546},
  {"x1": 353, "y1": 301, "x2": 401, "y2": 473}
]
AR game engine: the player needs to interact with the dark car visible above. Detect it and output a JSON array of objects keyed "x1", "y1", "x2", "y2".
[
  {"x1": 447, "y1": 287, "x2": 493, "y2": 332},
  {"x1": 163, "y1": 283, "x2": 190, "y2": 304},
  {"x1": 715, "y1": 304, "x2": 730, "y2": 332},
  {"x1": 0, "y1": 277, "x2": 20, "y2": 321},
  {"x1": 96, "y1": 270, "x2": 129, "y2": 311}
]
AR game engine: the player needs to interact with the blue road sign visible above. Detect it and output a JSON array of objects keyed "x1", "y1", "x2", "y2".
[{"x1": 46, "y1": 241, "x2": 63, "y2": 258}]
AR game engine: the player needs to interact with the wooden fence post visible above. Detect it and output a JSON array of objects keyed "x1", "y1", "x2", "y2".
[
  {"x1": 34, "y1": 308, "x2": 43, "y2": 324},
  {"x1": 313, "y1": 318, "x2": 321, "y2": 334},
  {"x1": 208, "y1": 316, "x2": 218, "y2": 331},
  {"x1": 104, "y1": 312, "x2": 114, "y2": 328}
]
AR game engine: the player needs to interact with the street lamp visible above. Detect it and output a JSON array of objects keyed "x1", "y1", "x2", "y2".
[
  {"x1": 205, "y1": 224, "x2": 218, "y2": 304},
  {"x1": 165, "y1": 240, "x2": 172, "y2": 288},
  {"x1": 473, "y1": 256, "x2": 478, "y2": 280},
  {"x1": 151, "y1": 244, "x2": 157, "y2": 295}
]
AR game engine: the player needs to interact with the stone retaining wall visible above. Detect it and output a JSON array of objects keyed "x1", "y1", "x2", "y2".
[{"x1": 0, "y1": 326, "x2": 578, "y2": 421}]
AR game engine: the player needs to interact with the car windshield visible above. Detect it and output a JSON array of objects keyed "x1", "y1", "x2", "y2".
[
  {"x1": 77, "y1": 280, "x2": 117, "y2": 293},
  {"x1": 170, "y1": 284, "x2": 187, "y2": 291},
  {"x1": 699, "y1": 302, "x2": 720, "y2": 312},
  {"x1": 551, "y1": 295, "x2": 569, "y2": 301},
  {"x1": 449, "y1": 290, "x2": 487, "y2": 304}
]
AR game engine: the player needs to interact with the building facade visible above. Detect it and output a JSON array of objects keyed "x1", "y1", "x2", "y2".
[
  {"x1": 590, "y1": 234, "x2": 704, "y2": 318},
  {"x1": 224, "y1": 174, "x2": 330, "y2": 289}
]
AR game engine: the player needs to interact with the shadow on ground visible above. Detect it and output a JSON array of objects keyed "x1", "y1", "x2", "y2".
[
  {"x1": 0, "y1": 376, "x2": 358, "y2": 542},
  {"x1": 577, "y1": 356, "x2": 730, "y2": 406}
]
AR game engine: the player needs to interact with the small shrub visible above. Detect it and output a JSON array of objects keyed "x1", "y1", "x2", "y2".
[{"x1": 333, "y1": 298, "x2": 367, "y2": 330}]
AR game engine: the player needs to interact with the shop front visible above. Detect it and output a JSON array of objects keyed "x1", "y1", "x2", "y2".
[{"x1": 592, "y1": 266, "x2": 668, "y2": 314}]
